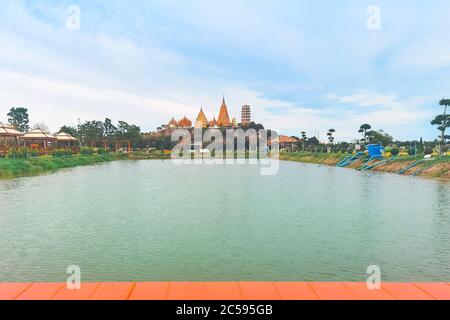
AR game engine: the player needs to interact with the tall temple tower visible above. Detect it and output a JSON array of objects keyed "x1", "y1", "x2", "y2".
[
  {"x1": 195, "y1": 108, "x2": 208, "y2": 129},
  {"x1": 217, "y1": 96, "x2": 231, "y2": 127},
  {"x1": 241, "y1": 105, "x2": 251, "y2": 125}
]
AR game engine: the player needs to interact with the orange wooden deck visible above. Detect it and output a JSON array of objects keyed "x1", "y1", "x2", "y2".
[{"x1": 0, "y1": 282, "x2": 449, "y2": 300}]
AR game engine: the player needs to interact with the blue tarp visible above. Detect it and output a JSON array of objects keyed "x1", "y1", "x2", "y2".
[{"x1": 367, "y1": 144, "x2": 383, "y2": 157}]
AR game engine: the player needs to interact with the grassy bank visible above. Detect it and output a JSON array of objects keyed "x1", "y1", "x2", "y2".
[
  {"x1": 280, "y1": 152, "x2": 348, "y2": 166},
  {"x1": 280, "y1": 151, "x2": 450, "y2": 180},
  {"x1": 0, "y1": 153, "x2": 129, "y2": 179},
  {"x1": 0, "y1": 151, "x2": 172, "y2": 180}
]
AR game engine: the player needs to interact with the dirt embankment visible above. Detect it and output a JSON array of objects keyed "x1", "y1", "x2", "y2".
[{"x1": 280, "y1": 152, "x2": 450, "y2": 181}]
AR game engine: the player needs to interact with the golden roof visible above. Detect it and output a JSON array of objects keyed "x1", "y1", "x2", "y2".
[
  {"x1": 217, "y1": 97, "x2": 231, "y2": 127},
  {"x1": 0, "y1": 123, "x2": 23, "y2": 137},
  {"x1": 168, "y1": 117, "x2": 178, "y2": 127},
  {"x1": 55, "y1": 132, "x2": 78, "y2": 142},
  {"x1": 178, "y1": 116, "x2": 192, "y2": 128},
  {"x1": 209, "y1": 117, "x2": 218, "y2": 127},
  {"x1": 23, "y1": 129, "x2": 56, "y2": 140},
  {"x1": 195, "y1": 108, "x2": 208, "y2": 128}
]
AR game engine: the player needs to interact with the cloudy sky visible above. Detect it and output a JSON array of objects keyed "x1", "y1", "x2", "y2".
[{"x1": 1, "y1": 0, "x2": 449, "y2": 141}]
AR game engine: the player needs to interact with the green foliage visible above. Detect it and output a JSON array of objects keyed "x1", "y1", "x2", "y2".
[
  {"x1": 390, "y1": 148, "x2": 400, "y2": 156},
  {"x1": 138, "y1": 134, "x2": 176, "y2": 150},
  {"x1": 0, "y1": 153, "x2": 129, "y2": 179},
  {"x1": 7, "y1": 107, "x2": 30, "y2": 132},
  {"x1": 366, "y1": 130, "x2": 394, "y2": 147},
  {"x1": 52, "y1": 149, "x2": 73, "y2": 157},
  {"x1": 80, "y1": 147, "x2": 94, "y2": 155},
  {"x1": 58, "y1": 126, "x2": 78, "y2": 138},
  {"x1": 96, "y1": 147, "x2": 111, "y2": 154},
  {"x1": 6, "y1": 147, "x2": 38, "y2": 159}
]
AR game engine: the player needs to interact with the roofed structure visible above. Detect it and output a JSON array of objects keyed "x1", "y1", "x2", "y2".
[
  {"x1": 177, "y1": 116, "x2": 192, "y2": 128},
  {"x1": 23, "y1": 129, "x2": 56, "y2": 140},
  {"x1": 209, "y1": 117, "x2": 218, "y2": 128},
  {"x1": 217, "y1": 97, "x2": 231, "y2": 127},
  {"x1": 0, "y1": 123, "x2": 23, "y2": 137},
  {"x1": 195, "y1": 108, "x2": 208, "y2": 129},
  {"x1": 168, "y1": 118, "x2": 178, "y2": 128},
  {"x1": 55, "y1": 132, "x2": 78, "y2": 142}
]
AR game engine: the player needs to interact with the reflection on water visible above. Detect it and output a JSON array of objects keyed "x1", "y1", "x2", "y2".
[{"x1": 0, "y1": 160, "x2": 449, "y2": 282}]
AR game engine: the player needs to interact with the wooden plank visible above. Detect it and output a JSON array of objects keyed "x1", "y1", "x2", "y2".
[
  {"x1": 274, "y1": 282, "x2": 318, "y2": 300},
  {"x1": 15, "y1": 283, "x2": 64, "y2": 300},
  {"x1": 89, "y1": 282, "x2": 135, "y2": 300},
  {"x1": 309, "y1": 282, "x2": 355, "y2": 300},
  {"x1": 382, "y1": 283, "x2": 434, "y2": 300},
  {"x1": 129, "y1": 282, "x2": 169, "y2": 300},
  {"x1": 52, "y1": 283, "x2": 100, "y2": 300},
  {"x1": 0, "y1": 283, "x2": 32, "y2": 300},
  {"x1": 239, "y1": 282, "x2": 280, "y2": 300},
  {"x1": 2, "y1": 282, "x2": 449, "y2": 300},
  {"x1": 413, "y1": 283, "x2": 450, "y2": 300},
  {"x1": 343, "y1": 282, "x2": 395, "y2": 300},
  {"x1": 204, "y1": 282, "x2": 241, "y2": 300},
  {"x1": 165, "y1": 282, "x2": 205, "y2": 300}
]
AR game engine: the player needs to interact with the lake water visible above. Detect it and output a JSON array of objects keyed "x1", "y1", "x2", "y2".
[{"x1": 0, "y1": 160, "x2": 449, "y2": 282}]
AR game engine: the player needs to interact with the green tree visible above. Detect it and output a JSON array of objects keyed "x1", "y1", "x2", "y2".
[
  {"x1": 417, "y1": 137, "x2": 424, "y2": 154},
  {"x1": 7, "y1": 107, "x2": 30, "y2": 132},
  {"x1": 103, "y1": 118, "x2": 117, "y2": 147},
  {"x1": 366, "y1": 129, "x2": 393, "y2": 147},
  {"x1": 301, "y1": 131, "x2": 307, "y2": 151},
  {"x1": 78, "y1": 120, "x2": 104, "y2": 146},
  {"x1": 58, "y1": 125, "x2": 79, "y2": 138},
  {"x1": 432, "y1": 99, "x2": 450, "y2": 154},
  {"x1": 117, "y1": 121, "x2": 141, "y2": 146},
  {"x1": 359, "y1": 124, "x2": 371, "y2": 144}
]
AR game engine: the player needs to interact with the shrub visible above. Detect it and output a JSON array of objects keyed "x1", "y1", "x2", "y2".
[
  {"x1": 390, "y1": 148, "x2": 400, "y2": 156},
  {"x1": 80, "y1": 147, "x2": 94, "y2": 155},
  {"x1": 53, "y1": 149, "x2": 73, "y2": 157},
  {"x1": 424, "y1": 147, "x2": 433, "y2": 155},
  {"x1": 7, "y1": 147, "x2": 39, "y2": 159},
  {"x1": 96, "y1": 147, "x2": 108, "y2": 154}
]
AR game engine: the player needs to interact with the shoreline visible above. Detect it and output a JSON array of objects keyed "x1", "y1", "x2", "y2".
[
  {"x1": 1, "y1": 151, "x2": 449, "y2": 181},
  {"x1": 280, "y1": 152, "x2": 450, "y2": 181},
  {"x1": 0, "y1": 152, "x2": 170, "y2": 180}
]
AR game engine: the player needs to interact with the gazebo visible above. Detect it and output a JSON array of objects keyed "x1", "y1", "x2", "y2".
[
  {"x1": 55, "y1": 132, "x2": 79, "y2": 153},
  {"x1": 23, "y1": 129, "x2": 56, "y2": 155},
  {"x1": 0, "y1": 123, "x2": 23, "y2": 156}
]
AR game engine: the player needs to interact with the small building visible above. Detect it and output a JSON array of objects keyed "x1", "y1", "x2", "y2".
[
  {"x1": 23, "y1": 129, "x2": 56, "y2": 155},
  {"x1": 278, "y1": 135, "x2": 299, "y2": 151},
  {"x1": 55, "y1": 132, "x2": 79, "y2": 153},
  {"x1": 0, "y1": 123, "x2": 23, "y2": 156}
]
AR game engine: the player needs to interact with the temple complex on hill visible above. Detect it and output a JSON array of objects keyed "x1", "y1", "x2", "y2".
[{"x1": 163, "y1": 97, "x2": 242, "y2": 131}]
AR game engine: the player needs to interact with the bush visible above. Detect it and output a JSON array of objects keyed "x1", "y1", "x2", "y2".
[
  {"x1": 7, "y1": 147, "x2": 39, "y2": 159},
  {"x1": 96, "y1": 147, "x2": 110, "y2": 154},
  {"x1": 53, "y1": 149, "x2": 73, "y2": 157},
  {"x1": 424, "y1": 147, "x2": 433, "y2": 155},
  {"x1": 80, "y1": 147, "x2": 94, "y2": 155},
  {"x1": 391, "y1": 148, "x2": 400, "y2": 156}
]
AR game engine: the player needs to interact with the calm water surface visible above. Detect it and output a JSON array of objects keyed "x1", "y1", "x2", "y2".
[{"x1": 0, "y1": 160, "x2": 449, "y2": 282}]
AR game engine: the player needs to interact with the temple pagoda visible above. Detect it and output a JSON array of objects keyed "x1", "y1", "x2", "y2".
[
  {"x1": 195, "y1": 108, "x2": 208, "y2": 129},
  {"x1": 216, "y1": 97, "x2": 231, "y2": 127},
  {"x1": 177, "y1": 116, "x2": 192, "y2": 128}
]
